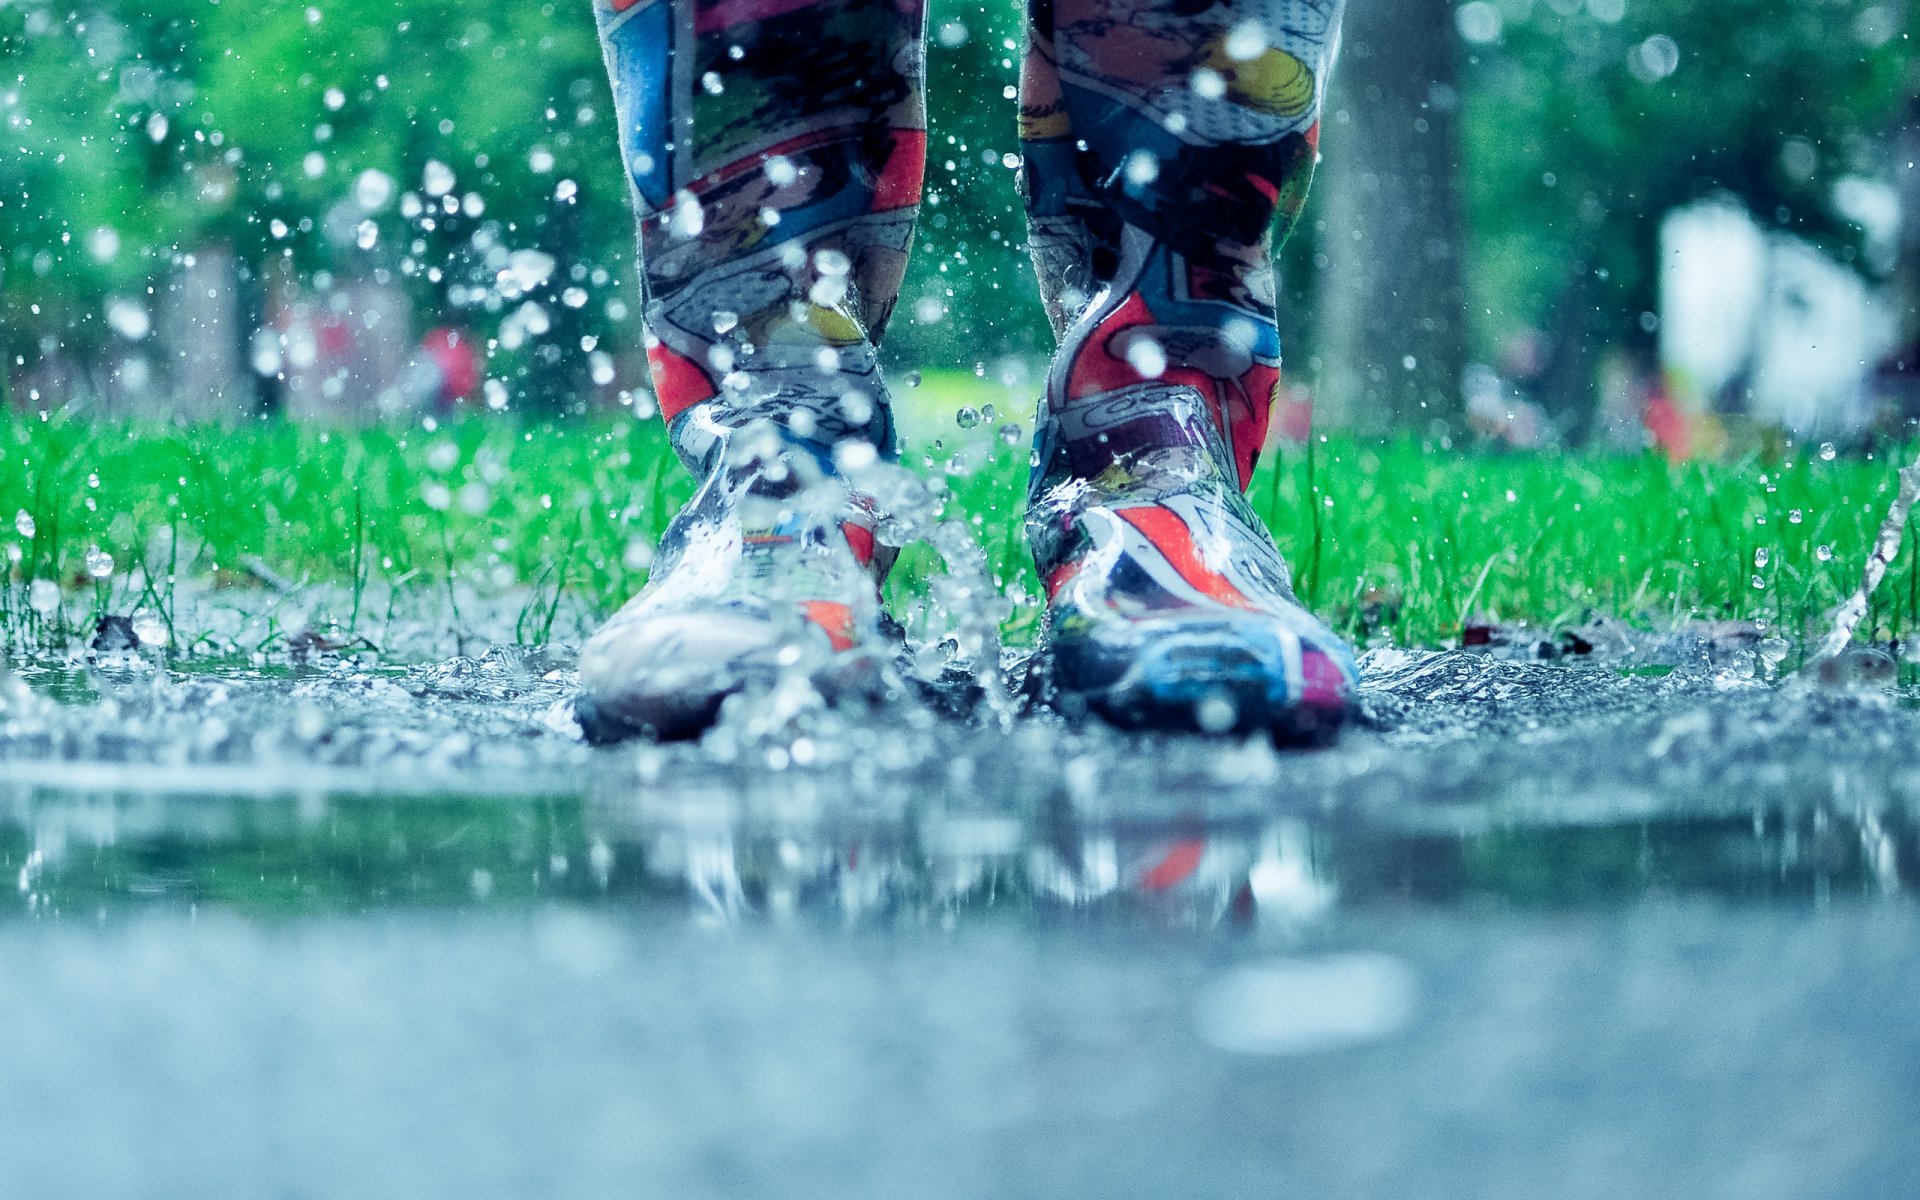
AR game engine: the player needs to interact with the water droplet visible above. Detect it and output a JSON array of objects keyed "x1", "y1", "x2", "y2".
[
  {"x1": 668, "y1": 190, "x2": 705, "y2": 239},
  {"x1": 700, "y1": 71, "x2": 724, "y2": 95},
  {"x1": 1123, "y1": 148, "x2": 1160, "y2": 186},
  {"x1": 1819, "y1": 442, "x2": 1837, "y2": 461},
  {"x1": 589, "y1": 351, "x2": 616, "y2": 386},
  {"x1": 765, "y1": 156, "x2": 798, "y2": 187},
  {"x1": 1195, "y1": 691, "x2": 1239, "y2": 733},
  {"x1": 84, "y1": 546, "x2": 115, "y2": 579},
  {"x1": 28, "y1": 579, "x2": 59, "y2": 616},
  {"x1": 623, "y1": 539, "x2": 655, "y2": 571},
  {"x1": 1124, "y1": 335, "x2": 1167, "y2": 379},
  {"x1": 14, "y1": 511, "x2": 35, "y2": 538},
  {"x1": 711, "y1": 310, "x2": 739, "y2": 335},
  {"x1": 353, "y1": 168, "x2": 395, "y2": 211},
  {"x1": 1788, "y1": 508, "x2": 1804, "y2": 524},
  {"x1": 1816, "y1": 545, "x2": 1834, "y2": 562},
  {"x1": 422, "y1": 160, "x2": 456, "y2": 197},
  {"x1": 107, "y1": 298, "x2": 151, "y2": 341},
  {"x1": 502, "y1": 249, "x2": 555, "y2": 292},
  {"x1": 955, "y1": 405, "x2": 981, "y2": 429},
  {"x1": 1225, "y1": 21, "x2": 1268, "y2": 60},
  {"x1": 834, "y1": 442, "x2": 879, "y2": 472},
  {"x1": 1189, "y1": 67, "x2": 1227, "y2": 100},
  {"x1": 998, "y1": 423, "x2": 1023, "y2": 446},
  {"x1": 131, "y1": 609, "x2": 169, "y2": 648},
  {"x1": 809, "y1": 275, "x2": 849, "y2": 307},
  {"x1": 1754, "y1": 547, "x2": 1770, "y2": 568},
  {"x1": 813, "y1": 248, "x2": 852, "y2": 276}
]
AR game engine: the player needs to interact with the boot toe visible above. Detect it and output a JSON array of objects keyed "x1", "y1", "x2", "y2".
[
  {"x1": 575, "y1": 611, "x2": 783, "y2": 743},
  {"x1": 1046, "y1": 609, "x2": 1357, "y2": 742}
]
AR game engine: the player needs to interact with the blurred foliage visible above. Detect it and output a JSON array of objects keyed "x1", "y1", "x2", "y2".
[
  {"x1": 0, "y1": 0, "x2": 1911, "y2": 413},
  {"x1": 1462, "y1": 0, "x2": 1912, "y2": 362},
  {"x1": 0, "y1": 0, "x2": 1050, "y2": 407}
]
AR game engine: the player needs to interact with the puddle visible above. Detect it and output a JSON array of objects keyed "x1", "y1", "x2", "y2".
[{"x1": 4, "y1": 633, "x2": 1919, "y2": 1198}]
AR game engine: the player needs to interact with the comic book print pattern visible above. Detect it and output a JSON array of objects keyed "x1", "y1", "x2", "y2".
[
  {"x1": 1021, "y1": 0, "x2": 1343, "y2": 496},
  {"x1": 595, "y1": 0, "x2": 926, "y2": 471}
]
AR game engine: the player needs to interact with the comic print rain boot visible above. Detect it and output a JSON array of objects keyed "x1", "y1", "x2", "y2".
[
  {"x1": 576, "y1": 0, "x2": 926, "y2": 741},
  {"x1": 1018, "y1": 0, "x2": 1358, "y2": 739}
]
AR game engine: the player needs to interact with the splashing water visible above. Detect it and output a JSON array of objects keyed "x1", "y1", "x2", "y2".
[{"x1": 1806, "y1": 460, "x2": 1920, "y2": 670}]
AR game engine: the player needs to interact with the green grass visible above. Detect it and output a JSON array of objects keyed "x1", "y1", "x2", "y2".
[{"x1": 2, "y1": 372, "x2": 1913, "y2": 653}]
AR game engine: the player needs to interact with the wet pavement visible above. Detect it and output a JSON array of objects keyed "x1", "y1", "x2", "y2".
[{"x1": 3, "y1": 628, "x2": 1919, "y2": 1197}]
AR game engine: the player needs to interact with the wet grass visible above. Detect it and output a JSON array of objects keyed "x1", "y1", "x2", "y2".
[{"x1": 2, "y1": 372, "x2": 1915, "y2": 652}]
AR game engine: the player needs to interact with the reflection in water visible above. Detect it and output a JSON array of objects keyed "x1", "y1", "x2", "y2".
[{"x1": 7, "y1": 771, "x2": 1920, "y2": 925}]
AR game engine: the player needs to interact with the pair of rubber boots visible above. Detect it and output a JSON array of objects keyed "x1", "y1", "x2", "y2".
[{"x1": 574, "y1": 383, "x2": 1358, "y2": 744}]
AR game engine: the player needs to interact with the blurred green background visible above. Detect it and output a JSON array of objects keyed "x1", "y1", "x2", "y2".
[
  {"x1": 2, "y1": 0, "x2": 1914, "y2": 440},
  {"x1": 2, "y1": 0, "x2": 1918, "y2": 653}
]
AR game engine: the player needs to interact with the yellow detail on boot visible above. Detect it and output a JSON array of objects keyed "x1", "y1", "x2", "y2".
[
  {"x1": 765, "y1": 305, "x2": 866, "y2": 348},
  {"x1": 1203, "y1": 45, "x2": 1315, "y2": 118},
  {"x1": 1020, "y1": 102, "x2": 1072, "y2": 141}
]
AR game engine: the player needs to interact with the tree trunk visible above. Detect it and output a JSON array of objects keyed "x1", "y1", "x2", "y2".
[
  {"x1": 1895, "y1": 89, "x2": 1920, "y2": 352},
  {"x1": 1312, "y1": 0, "x2": 1467, "y2": 438}
]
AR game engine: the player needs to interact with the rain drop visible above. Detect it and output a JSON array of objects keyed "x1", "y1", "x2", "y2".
[
  {"x1": 1190, "y1": 67, "x2": 1227, "y2": 100},
  {"x1": 669, "y1": 190, "x2": 705, "y2": 239},
  {"x1": 28, "y1": 579, "x2": 59, "y2": 617},
  {"x1": 422, "y1": 160, "x2": 456, "y2": 197},
  {"x1": 1125, "y1": 336, "x2": 1168, "y2": 379},
  {"x1": 1224, "y1": 22, "x2": 1267, "y2": 60},
  {"x1": 353, "y1": 169, "x2": 395, "y2": 211}
]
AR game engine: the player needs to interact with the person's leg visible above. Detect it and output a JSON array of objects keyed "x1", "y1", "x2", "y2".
[
  {"x1": 579, "y1": 0, "x2": 926, "y2": 741},
  {"x1": 1019, "y1": 0, "x2": 1356, "y2": 737}
]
